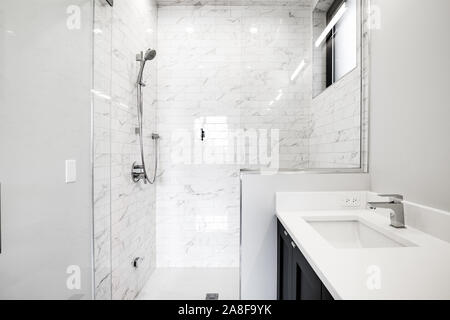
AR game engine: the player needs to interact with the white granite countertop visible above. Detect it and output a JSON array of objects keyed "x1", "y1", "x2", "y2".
[{"x1": 276, "y1": 210, "x2": 450, "y2": 300}]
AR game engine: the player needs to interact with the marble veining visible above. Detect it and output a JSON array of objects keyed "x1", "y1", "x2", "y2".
[
  {"x1": 92, "y1": 0, "x2": 368, "y2": 297},
  {"x1": 93, "y1": 0, "x2": 158, "y2": 300},
  {"x1": 157, "y1": 0, "x2": 311, "y2": 7},
  {"x1": 156, "y1": 4, "x2": 312, "y2": 268},
  {"x1": 309, "y1": 0, "x2": 369, "y2": 169}
]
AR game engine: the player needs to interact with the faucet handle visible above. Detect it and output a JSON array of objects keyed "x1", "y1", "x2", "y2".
[
  {"x1": 378, "y1": 194, "x2": 404, "y2": 203},
  {"x1": 379, "y1": 194, "x2": 403, "y2": 200}
]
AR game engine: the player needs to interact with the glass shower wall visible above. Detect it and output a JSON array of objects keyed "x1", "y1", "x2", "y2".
[
  {"x1": 92, "y1": 0, "x2": 113, "y2": 300},
  {"x1": 154, "y1": 0, "x2": 368, "y2": 299},
  {"x1": 0, "y1": 0, "x2": 94, "y2": 299},
  {"x1": 156, "y1": 3, "x2": 313, "y2": 273},
  {"x1": 238, "y1": 4, "x2": 312, "y2": 171},
  {"x1": 156, "y1": 4, "x2": 242, "y2": 271},
  {"x1": 89, "y1": 0, "x2": 369, "y2": 300},
  {"x1": 92, "y1": 0, "x2": 158, "y2": 300}
]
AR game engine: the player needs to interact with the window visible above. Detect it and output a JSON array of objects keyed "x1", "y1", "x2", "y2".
[
  {"x1": 326, "y1": 0, "x2": 357, "y2": 86},
  {"x1": 313, "y1": 0, "x2": 358, "y2": 96}
]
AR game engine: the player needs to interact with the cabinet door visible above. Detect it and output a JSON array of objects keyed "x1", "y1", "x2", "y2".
[
  {"x1": 277, "y1": 223, "x2": 293, "y2": 300},
  {"x1": 292, "y1": 244, "x2": 322, "y2": 300},
  {"x1": 321, "y1": 284, "x2": 334, "y2": 300}
]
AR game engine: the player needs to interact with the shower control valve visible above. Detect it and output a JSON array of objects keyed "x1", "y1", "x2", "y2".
[
  {"x1": 131, "y1": 162, "x2": 146, "y2": 183},
  {"x1": 201, "y1": 128, "x2": 206, "y2": 141},
  {"x1": 132, "y1": 257, "x2": 144, "y2": 269}
]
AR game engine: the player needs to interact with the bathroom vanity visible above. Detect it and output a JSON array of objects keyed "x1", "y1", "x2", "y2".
[
  {"x1": 276, "y1": 192, "x2": 450, "y2": 300},
  {"x1": 277, "y1": 220, "x2": 333, "y2": 300}
]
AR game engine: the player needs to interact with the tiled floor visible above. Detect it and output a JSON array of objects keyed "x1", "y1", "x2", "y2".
[{"x1": 137, "y1": 268, "x2": 240, "y2": 300}]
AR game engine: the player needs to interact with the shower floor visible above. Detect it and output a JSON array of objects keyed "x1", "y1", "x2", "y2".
[{"x1": 137, "y1": 268, "x2": 240, "y2": 300}]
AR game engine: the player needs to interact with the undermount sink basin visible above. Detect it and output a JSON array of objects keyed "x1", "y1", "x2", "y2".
[{"x1": 306, "y1": 218, "x2": 416, "y2": 249}]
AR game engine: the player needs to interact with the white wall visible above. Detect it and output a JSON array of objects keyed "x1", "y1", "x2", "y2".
[
  {"x1": 0, "y1": 0, "x2": 93, "y2": 299},
  {"x1": 241, "y1": 173, "x2": 369, "y2": 299},
  {"x1": 369, "y1": 0, "x2": 450, "y2": 212}
]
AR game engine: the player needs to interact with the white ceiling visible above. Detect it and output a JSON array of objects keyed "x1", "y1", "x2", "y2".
[{"x1": 157, "y1": 0, "x2": 311, "y2": 7}]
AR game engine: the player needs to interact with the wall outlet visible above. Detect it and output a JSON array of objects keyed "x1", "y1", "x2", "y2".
[{"x1": 341, "y1": 193, "x2": 361, "y2": 208}]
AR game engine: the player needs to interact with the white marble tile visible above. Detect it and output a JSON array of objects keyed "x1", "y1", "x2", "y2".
[
  {"x1": 309, "y1": 0, "x2": 369, "y2": 169},
  {"x1": 157, "y1": 1, "x2": 310, "y2": 7},
  {"x1": 156, "y1": 4, "x2": 311, "y2": 268},
  {"x1": 93, "y1": 0, "x2": 367, "y2": 298},
  {"x1": 93, "y1": 0, "x2": 158, "y2": 300}
]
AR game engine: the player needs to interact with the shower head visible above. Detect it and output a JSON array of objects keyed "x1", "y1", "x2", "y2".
[
  {"x1": 144, "y1": 48, "x2": 156, "y2": 61},
  {"x1": 137, "y1": 49, "x2": 156, "y2": 86}
]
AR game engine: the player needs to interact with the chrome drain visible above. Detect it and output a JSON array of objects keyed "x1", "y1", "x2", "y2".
[{"x1": 205, "y1": 293, "x2": 219, "y2": 300}]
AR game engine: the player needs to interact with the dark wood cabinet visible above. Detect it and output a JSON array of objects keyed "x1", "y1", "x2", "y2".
[
  {"x1": 277, "y1": 220, "x2": 334, "y2": 301},
  {"x1": 277, "y1": 221, "x2": 293, "y2": 300}
]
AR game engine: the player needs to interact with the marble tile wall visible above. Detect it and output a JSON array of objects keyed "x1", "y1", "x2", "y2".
[
  {"x1": 239, "y1": 6, "x2": 312, "y2": 170},
  {"x1": 309, "y1": 68, "x2": 362, "y2": 168},
  {"x1": 93, "y1": 0, "x2": 158, "y2": 300},
  {"x1": 156, "y1": 4, "x2": 312, "y2": 268},
  {"x1": 93, "y1": 0, "x2": 113, "y2": 300},
  {"x1": 92, "y1": 0, "x2": 368, "y2": 293},
  {"x1": 157, "y1": 1, "x2": 311, "y2": 6}
]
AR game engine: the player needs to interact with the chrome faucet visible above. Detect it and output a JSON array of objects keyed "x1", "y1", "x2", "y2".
[{"x1": 368, "y1": 194, "x2": 406, "y2": 229}]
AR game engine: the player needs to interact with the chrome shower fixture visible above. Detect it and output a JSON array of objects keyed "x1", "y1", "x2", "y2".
[
  {"x1": 136, "y1": 49, "x2": 156, "y2": 86},
  {"x1": 132, "y1": 48, "x2": 159, "y2": 184}
]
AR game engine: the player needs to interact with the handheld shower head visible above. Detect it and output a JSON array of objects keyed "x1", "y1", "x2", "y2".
[
  {"x1": 133, "y1": 48, "x2": 159, "y2": 185},
  {"x1": 137, "y1": 48, "x2": 156, "y2": 85},
  {"x1": 144, "y1": 49, "x2": 156, "y2": 61}
]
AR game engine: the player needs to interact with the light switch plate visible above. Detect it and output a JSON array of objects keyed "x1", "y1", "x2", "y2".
[{"x1": 65, "y1": 160, "x2": 77, "y2": 183}]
